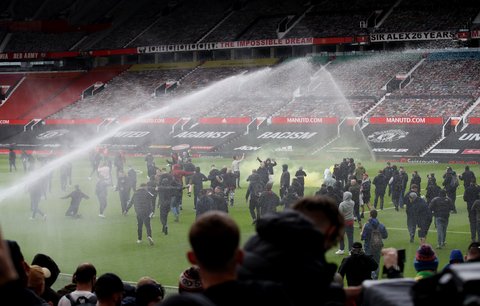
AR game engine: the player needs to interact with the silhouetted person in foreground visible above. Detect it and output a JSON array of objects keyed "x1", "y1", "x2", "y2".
[
  {"x1": 238, "y1": 196, "x2": 348, "y2": 306},
  {"x1": 162, "y1": 211, "x2": 293, "y2": 306}
]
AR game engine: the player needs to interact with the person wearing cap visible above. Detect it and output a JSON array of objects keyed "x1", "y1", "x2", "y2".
[
  {"x1": 338, "y1": 242, "x2": 378, "y2": 287},
  {"x1": 32, "y1": 253, "x2": 61, "y2": 305},
  {"x1": 178, "y1": 266, "x2": 203, "y2": 293},
  {"x1": 61, "y1": 185, "x2": 90, "y2": 218},
  {"x1": 413, "y1": 244, "x2": 438, "y2": 280},
  {"x1": 442, "y1": 249, "x2": 464, "y2": 271},
  {"x1": 58, "y1": 263, "x2": 97, "y2": 306},
  {"x1": 27, "y1": 265, "x2": 51, "y2": 298}
]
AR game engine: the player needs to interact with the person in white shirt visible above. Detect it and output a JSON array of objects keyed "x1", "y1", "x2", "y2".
[{"x1": 231, "y1": 153, "x2": 245, "y2": 188}]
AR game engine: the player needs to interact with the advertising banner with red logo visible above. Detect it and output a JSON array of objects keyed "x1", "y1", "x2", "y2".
[
  {"x1": 472, "y1": 30, "x2": 480, "y2": 39},
  {"x1": 369, "y1": 117, "x2": 443, "y2": 125},
  {"x1": 462, "y1": 149, "x2": 480, "y2": 155},
  {"x1": 469, "y1": 117, "x2": 480, "y2": 124},
  {"x1": 0, "y1": 119, "x2": 29, "y2": 125},
  {"x1": 271, "y1": 117, "x2": 338, "y2": 124},
  {"x1": 198, "y1": 117, "x2": 251, "y2": 124}
]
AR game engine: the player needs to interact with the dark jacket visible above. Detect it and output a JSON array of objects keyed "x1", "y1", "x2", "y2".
[
  {"x1": 259, "y1": 190, "x2": 280, "y2": 216},
  {"x1": 238, "y1": 211, "x2": 344, "y2": 306},
  {"x1": 280, "y1": 170, "x2": 291, "y2": 189},
  {"x1": 196, "y1": 194, "x2": 214, "y2": 218},
  {"x1": 126, "y1": 188, "x2": 154, "y2": 216},
  {"x1": 429, "y1": 196, "x2": 454, "y2": 219},
  {"x1": 338, "y1": 250, "x2": 378, "y2": 286},
  {"x1": 61, "y1": 190, "x2": 89, "y2": 206},
  {"x1": 373, "y1": 173, "x2": 387, "y2": 195}
]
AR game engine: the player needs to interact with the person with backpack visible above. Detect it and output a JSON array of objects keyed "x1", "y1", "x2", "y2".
[
  {"x1": 361, "y1": 210, "x2": 388, "y2": 279},
  {"x1": 442, "y1": 167, "x2": 458, "y2": 213},
  {"x1": 58, "y1": 263, "x2": 97, "y2": 306}
]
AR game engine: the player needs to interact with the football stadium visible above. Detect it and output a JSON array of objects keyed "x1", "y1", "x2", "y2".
[{"x1": 0, "y1": 0, "x2": 479, "y2": 305}]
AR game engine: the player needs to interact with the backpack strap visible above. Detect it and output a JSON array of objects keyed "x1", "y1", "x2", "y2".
[{"x1": 65, "y1": 293, "x2": 76, "y2": 305}]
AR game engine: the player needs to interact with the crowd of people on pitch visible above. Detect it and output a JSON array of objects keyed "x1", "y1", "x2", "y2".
[
  {"x1": 5, "y1": 146, "x2": 480, "y2": 305},
  {"x1": 1, "y1": 195, "x2": 480, "y2": 306}
]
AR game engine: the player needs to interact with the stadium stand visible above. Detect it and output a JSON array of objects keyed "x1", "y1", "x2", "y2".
[
  {"x1": 129, "y1": 0, "x2": 233, "y2": 46},
  {"x1": 23, "y1": 66, "x2": 127, "y2": 119},
  {"x1": 370, "y1": 97, "x2": 473, "y2": 120},
  {"x1": 203, "y1": 0, "x2": 307, "y2": 42},
  {"x1": 376, "y1": 0, "x2": 478, "y2": 33},
  {"x1": 0, "y1": 72, "x2": 82, "y2": 119}
]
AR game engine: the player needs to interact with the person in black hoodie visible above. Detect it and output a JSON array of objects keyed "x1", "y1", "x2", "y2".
[
  {"x1": 238, "y1": 196, "x2": 347, "y2": 306},
  {"x1": 125, "y1": 183, "x2": 155, "y2": 245},
  {"x1": 373, "y1": 170, "x2": 387, "y2": 210},
  {"x1": 161, "y1": 211, "x2": 293, "y2": 306},
  {"x1": 258, "y1": 183, "x2": 280, "y2": 217},
  {"x1": 338, "y1": 242, "x2": 378, "y2": 287},
  {"x1": 190, "y1": 167, "x2": 208, "y2": 209},
  {"x1": 279, "y1": 164, "x2": 290, "y2": 199}
]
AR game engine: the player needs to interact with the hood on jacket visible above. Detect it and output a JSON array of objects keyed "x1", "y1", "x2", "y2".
[
  {"x1": 343, "y1": 191, "x2": 352, "y2": 201},
  {"x1": 282, "y1": 164, "x2": 288, "y2": 171},
  {"x1": 254, "y1": 210, "x2": 325, "y2": 251},
  {"x1": 368, "y1": 218, "x2": 380, "y2": 228}
]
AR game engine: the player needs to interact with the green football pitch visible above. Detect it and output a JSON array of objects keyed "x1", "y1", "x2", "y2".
[{"x1": 0, "y1": 154, "x2": 475, "y2": 291}]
